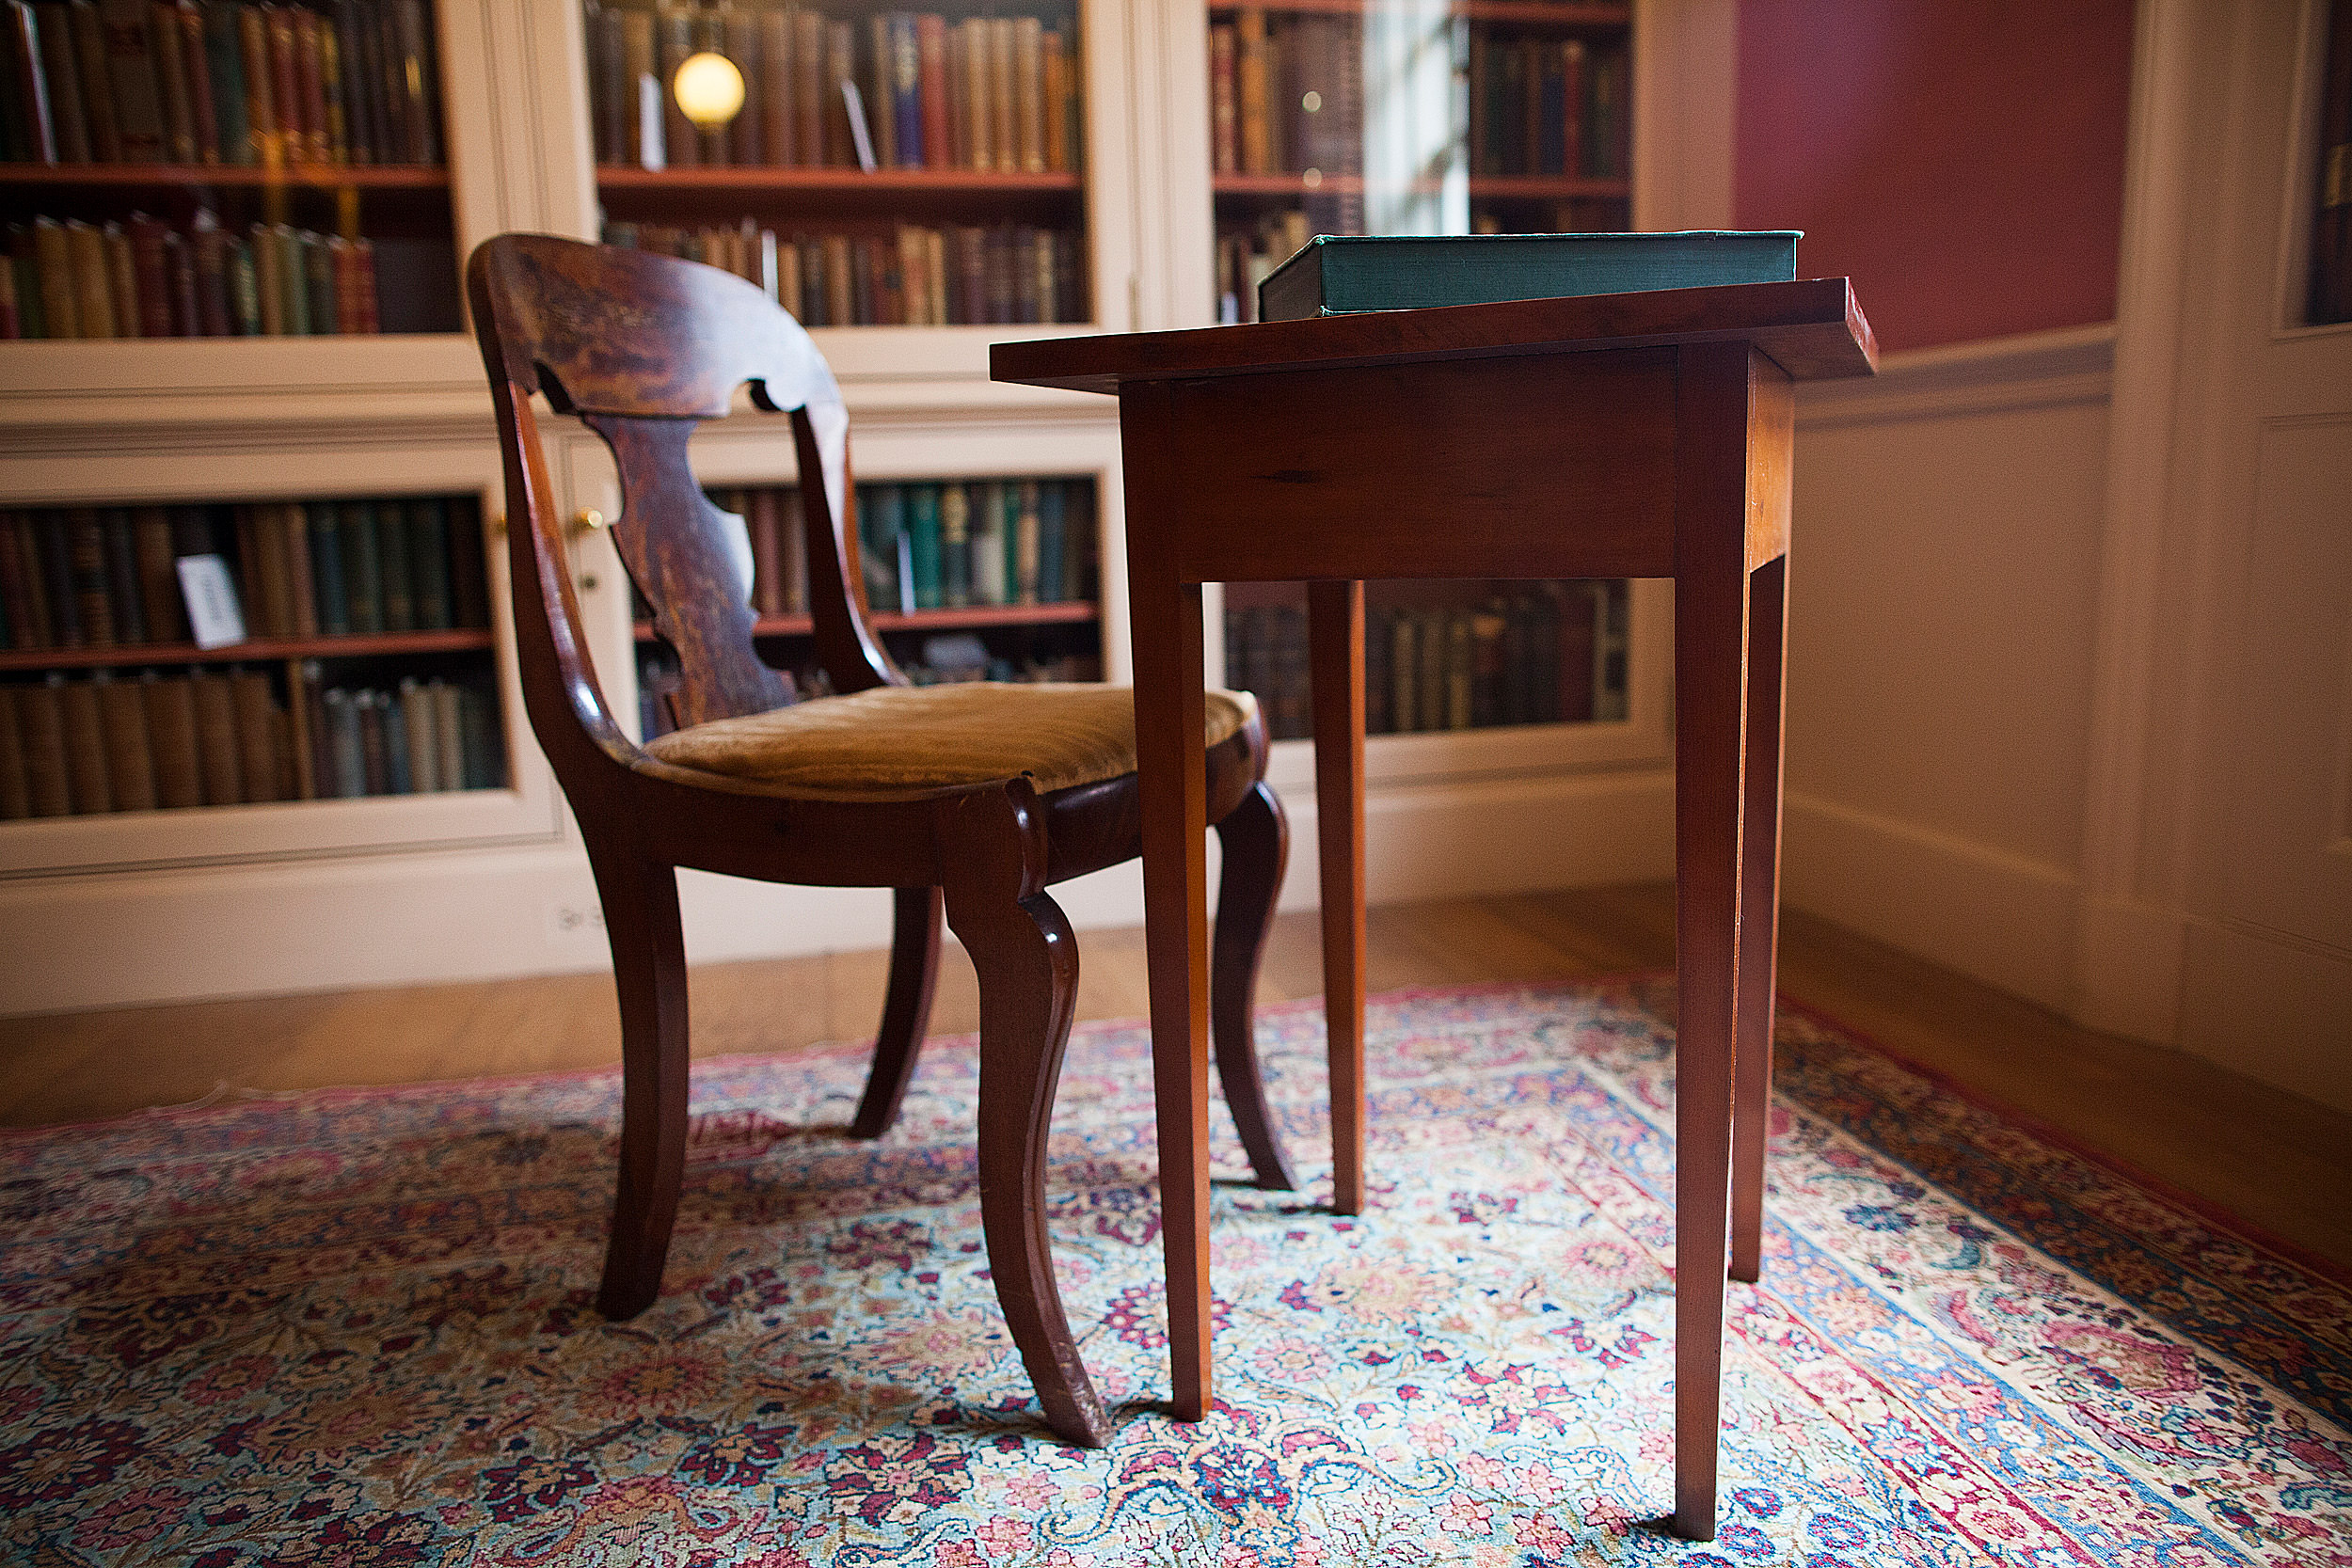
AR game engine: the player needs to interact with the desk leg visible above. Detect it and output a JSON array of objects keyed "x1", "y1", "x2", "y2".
[
  {"x1": 1730, "y1": 556, "x2": 1788, "y2": 1283},
  {"x1": 1672, "y1": 344, "x2": 1756, "y2": 1543},
  {"x1": 1128, "y1": 570, "x2": 1214, "y2": 1422},
  {"x1": 1308, "y1": 580, "x2": 1367, "y2": 1215}
]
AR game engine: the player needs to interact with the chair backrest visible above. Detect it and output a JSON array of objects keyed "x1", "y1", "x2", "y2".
[{"x1": 468, "y1": 234, "x2": 898, "y2": 778}]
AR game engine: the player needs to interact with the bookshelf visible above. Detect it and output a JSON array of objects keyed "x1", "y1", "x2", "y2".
[
  {"x1": 0, "y1": 0, "x2": 461, "y2": 339},
  {"x1": 0, "y1": 0, "x2": 1680, "y2": 1011},
  {"x1": 580, "y1": 0, "x2": 1093, "y2": 327}
]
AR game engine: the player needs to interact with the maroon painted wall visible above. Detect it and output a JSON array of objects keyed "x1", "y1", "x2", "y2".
[{"x1": 1734, "y1": 1, "x2": 2137, "y2": 354}]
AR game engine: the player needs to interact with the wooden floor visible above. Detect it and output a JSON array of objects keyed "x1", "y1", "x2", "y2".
[{"x1": 6, "y1": 883, "x2": 2347, "y2": 1272}]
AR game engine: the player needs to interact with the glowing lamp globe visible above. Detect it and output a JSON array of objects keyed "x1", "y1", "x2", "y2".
[{"x1": 673, "y1": 52, "x2": 745, "y2": 130}]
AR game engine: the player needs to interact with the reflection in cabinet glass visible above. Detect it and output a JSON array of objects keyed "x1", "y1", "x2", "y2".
[
  {"x1": 1208, "y1": 0, "x2": 1629, "y2": 325},
  {"x1": 0, "y1": 0, "x2": 462, "y2": 338},
  {"x1": 583, "y1": 0, "x2": 1089, "y2": 325},
  {"x1": 0, "y1": 494, "x2": 504, "y2": 818},
  {"x1": 1207, "y1": 0, "x2": 1632, "y2": 738}
]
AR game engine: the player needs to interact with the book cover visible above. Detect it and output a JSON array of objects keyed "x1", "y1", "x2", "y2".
[{"x1": 1259, "y1": 230, "x2": 1803, "y2": 322}]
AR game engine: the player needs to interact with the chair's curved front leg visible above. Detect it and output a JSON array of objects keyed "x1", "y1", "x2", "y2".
[
  {"x1": 1212, "y1": 780, "x2": 1297, "y2": 1190},
  {"x1": 586, "y1": 837, "x2": 691, "y2": 1320},
  {"x1": 851, "y1": 885, "x2": 943, "y2": 1138},
  {"x1": 942, "y1": 786, "x2": 1111, "y2": 1448}
]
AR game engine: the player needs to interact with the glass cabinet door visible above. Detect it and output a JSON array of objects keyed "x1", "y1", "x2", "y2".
[
  {"x1": 1207, "y1": 0, "x2": 1629, "y2": 325},
  {"x1": 580, "y1": 0, "x2": 1089, "y2": 327},
  {"x1": 1205, "y1": 0, "x2": 1634, "y2": 743}
]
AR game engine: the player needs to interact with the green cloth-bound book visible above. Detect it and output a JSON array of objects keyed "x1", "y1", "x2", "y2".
[{"x1": 1257, "y1": 230, "x2": 1803, "y2": 323}]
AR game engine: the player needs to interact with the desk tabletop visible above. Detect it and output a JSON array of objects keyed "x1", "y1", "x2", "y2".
[{"x1": 993, "y1": 277, "x2": 1878, "y2": 395}]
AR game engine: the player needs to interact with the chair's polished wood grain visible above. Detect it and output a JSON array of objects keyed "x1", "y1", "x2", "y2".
[{"x1": 994, "y1": 277, "x2": 1872, "y2": 1540}]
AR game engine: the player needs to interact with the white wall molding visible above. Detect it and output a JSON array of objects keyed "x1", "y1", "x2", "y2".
[
  {"x1": 1798, "y1": 324, "x2": 2116, "y2": 429},
  {"x1": 1782, "y1": 790, "x2": 2083, "y2": 1012}
]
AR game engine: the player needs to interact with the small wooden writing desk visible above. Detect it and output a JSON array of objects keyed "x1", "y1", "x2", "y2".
[{"x1": 993, "y1": 279, "x2": 1876, "y2": 1540}]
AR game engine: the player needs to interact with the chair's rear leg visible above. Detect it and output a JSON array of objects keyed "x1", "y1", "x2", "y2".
[
  {"x1": 944, "y1": 792, "x2": 1111, "y2": 1449},
  {"x1": 1212, "y1": 780, "x2": 1298, "y2": 1190},
  {"x1": 587, "y1": 842, "x2": 691, "y2": 1321},
  {"x1": 851, "y1": 885, "x2": 943, "y2": 1138}
]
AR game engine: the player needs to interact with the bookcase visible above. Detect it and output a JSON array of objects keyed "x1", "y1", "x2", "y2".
[{"x1": 0, "y1": 0, "x2": 1679, "y2": 1012}]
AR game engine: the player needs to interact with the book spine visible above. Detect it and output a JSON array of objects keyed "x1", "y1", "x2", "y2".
[
  {"x1": 16, "y1": 679, "x2": 72, "y2": 815},
  {"x1": 429, "y1": 678, "x2": 460, "y2": 788},
  {"x1": 100, "y1": 218, "x2": 135, "y2": 334},
  {"x1": 176, "y1": 0, "x2": 216, "y2": 161},
  {"x1": 58, "y1": 673, "x2": 112, "y2": 810},
  {"x1": 66, "y1": 508, "x2": 114, "y2": 646},
  {"x1": 130, "y1": 504, "x2": 182, "y2": 641},
  {"x1": 889, "y1": 10, "x2": 917, "y2": 168},
  {"x1": 233, "y1": 0, "x2": 271, "y2": 161},
  {"x1": 0, "y1": 514, "x2": 40, "y2": 648},
  {"x1": 755, "y1": 6, "x2": 787, "y2": 164},
  {"x1": 398, "y1": 674, "x2": 434, "y2": 791},
  {"x1": 791, "y1": 7, "x2": 821, "y2": 166},
  {"x1": 722, "y1": 6, "x2": 758, "y2": 165},
  {"x1": 1236, "y1": 8, "x2": 1265, "y2": 175},
  {"x1": 865, "y1": 11, "x2": 892, "y2": 167},
  {"x1": 746, "y1": 485, "x2": 783, "y2": 616},
  {"x1": 99, "y1": 507, "x2": 143, "y2": 641},
  {"x1": 126, "y1": 210, "x2": 171, "y2": 334},
  {"x1": 968, "y1": 478, "x2": 1003, "y2": 607},
  {"x1": 374, "y1": 496, "x2": 410, "y2": 630},
  {"x1": 906, "y1": 483, "x2": 941, "y2": 610},
  {"x1": 290, "y1": 3, "x2": 324, "y2": 161},
  {"x1": 65, "y1": 0, "x2": 117, "y2": 159},
  {"x1": 0, "y1": 677, "x2": 28, "y2": 818},
  {"x1": 916, "y1": 10, "x2": 947, "y2": 168}
]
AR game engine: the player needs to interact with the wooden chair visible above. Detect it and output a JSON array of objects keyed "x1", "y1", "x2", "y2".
[{"x1": 468, "y1": 232, "x2": 1298, "y2": 1447}]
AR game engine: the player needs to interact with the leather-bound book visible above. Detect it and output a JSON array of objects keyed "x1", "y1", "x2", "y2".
[
  {"x1": 65, "y1": 0, "x2": 118, "y2": 161},
  {"x1": 57, "y1": 673, "x2": 110, "y2": 812},
  {"x1": 94, "y1": 671, "x2": 154, "y2": 809},
  {"x1": 17, "y1": 677, "x2": 72, "y2": 816},
  {"x1": 430, "y1": 679, "x2": 460, "y2": 790},
  {"x1": 296, "y1": 657, "x2": 328, "y2": 797},
  {"x1": 916, "y1": 12, "x2": 947, "y2": 168},
  {"x1": 306, "y1": 501, "x2": 345, "y2": 635},
  {"x1": 162, "y1": 227, "x2": 197, "y2": 333},
  {"x1": 406, "y1": 496, "x2": 448, "y2": 629},
  {"x1": 66, "y1": 508, "x2": 114, "y2": 647},
  {"x1": 263, "y1": 2, "x2": 299, "y2": 159},
  {"x1": 147, "y1": 0, "x2": 197, "y2": 162},
  {"x1": 279, "y1": 501, "x2": 315, "y2": 635},
  {"x1": 125, "y1": 211, "x2": 172, "y2": 336},
  {"x1": 339, "y1": 499, "x2": 380, "y2": 632},
  {"x1": 142, "y1": 670, "x2": 202, "y2": 807},
  {"x1": 230, "y1": 665, "x2": 278, "y2": 800},
  {"x1": 398, "y1": 673, "x2": 435, "y2": 792},
  {"x1": 290, "y1": 3, "x2": 325, "y2": 162},
  {"x1": 0, "y1": 512, "x2": 42, "y2": 648},
  {"x1": 0, "y1": 678, "x2": 29, "y2": 818},
  {"x1": 234, "y1": 0, "x2": 271, "y2": 163},
  {"x1": 101, "y1": 220, "x2": 136, "y2": 336},
  {"x1": 189, "y1": 667, "x2": 242, "y2": 803},
  {"x1": 132, "y1": 506, "x2": 182, "y2": 642},
  {"x1": 375, "y1": 497, "x2": 412, "y2": 631},
  {"x1": 201, "y1": 0, "x2": 246, "y2": 164},
  {"x1": 98, "y1": 0, "x2": 166, "y2": 160},
  {"x1": 356, "y1": 688, "x2": 387, "y2": 794},
  {"x1": 447, "y1": 496, "x2": 486, "y2": 629},
  {"x1": 100, "y1": 507, "x2": 143, "y2": 642},
  {"x1": 756, "y1": 5, "x2": 791, "y2": 166}
]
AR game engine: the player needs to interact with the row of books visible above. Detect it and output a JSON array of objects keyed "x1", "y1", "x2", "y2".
[
  {"x1": 0, "y1": 663, "x2": 498, "y2": 818},
  {"x1": 0, "y1": 0, "x2": 442, "y2": 168},
  {"x1": 0, "y1": 498, "x2": 488, "y2": 652},
  {"x1": 1467, "y1": 31, "x2": 1629, "y2": 181},
  {"x1": 584, "y1": 1, "x2": 1079, "y2": 176},
  {"x1": 1209, "y1": 10, "x2": 1359, "y2": 181},
  {"x1": 3, "y1": 211, "x2": 381, "y2": 338},
  {"x1": 636, "y1": 638, "x2": 1100, "y2": 738},
  {"x1": 1214, "y1": 205, "x2": 1305, "y2": 324},
  {"x1": 603, "y1": 216, "x2": 1083, "y2": 326},
  {"x1": 856, "y1": 477, "x2": 1091, "y2": 613},
  {"x1": 1224, "y1": 583, "x2": 1629, "y2": 741}
]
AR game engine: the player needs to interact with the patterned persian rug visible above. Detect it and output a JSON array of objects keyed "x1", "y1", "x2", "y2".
[{"x1": 3, "y1": 980, "x2": 2348, "y2": 1566}]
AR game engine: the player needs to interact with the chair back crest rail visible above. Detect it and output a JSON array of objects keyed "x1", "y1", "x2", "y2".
[{"x1": 468, "y1": 234, "x2": 898, "y2": 768}]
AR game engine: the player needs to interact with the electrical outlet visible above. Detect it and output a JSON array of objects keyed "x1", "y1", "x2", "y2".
[{"x1": 549, "y1": 902, "x2": 606, "y2": 942}]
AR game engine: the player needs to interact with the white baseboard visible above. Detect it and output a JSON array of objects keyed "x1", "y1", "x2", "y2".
[
  {"x1": 1782, "y1": 791, "x2": 2082, "y2": 1011},
  {"x1": 5, "y1": 767, "x2": 1679, "y2": 1015}
]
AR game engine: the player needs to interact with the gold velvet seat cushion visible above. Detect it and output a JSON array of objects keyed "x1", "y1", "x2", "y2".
[{"x1": 643, "y1": 682, "x2": 1257, "y2": 800}]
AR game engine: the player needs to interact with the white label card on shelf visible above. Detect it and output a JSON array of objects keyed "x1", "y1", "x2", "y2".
[{"x1": 177, "y1": 555, "x2": 248, "y2": 649}]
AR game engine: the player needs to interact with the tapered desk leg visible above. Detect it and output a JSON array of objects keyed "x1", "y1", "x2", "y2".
[
  {"x1": 1307, "y1": 580, "x2": 1366, "y2": 1215},
  {"x1": 1123, "y1": 388, "x2": 1215, "y2": 1425},
  {"x1": 1672, "y1": 342, "x2": 1757, "y2": 1543},
  {"x1": 1730, "y1": 556, "x2": 1788, "y2": 1284}
]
